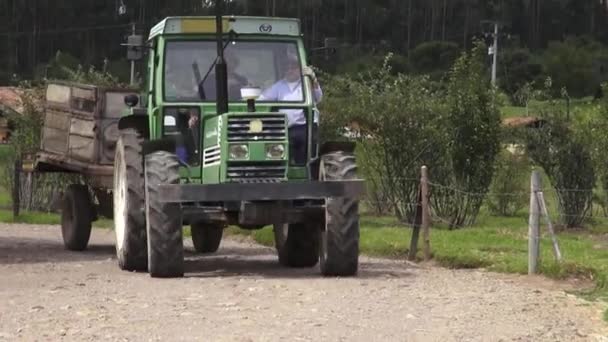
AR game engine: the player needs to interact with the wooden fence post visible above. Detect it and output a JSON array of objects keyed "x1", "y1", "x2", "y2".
[
  {"x1": 408, "y1": 165, "x2": 431, "y2": 261},
  {"x1": 12, "y1": 158, "x2": 20, "y2": 218},
  {"x1": 421, "y1": 166, "x2": 431, "y2": 261},
  {"x1": 528, "y1": 170, "x2": 541, "y2": 274}
]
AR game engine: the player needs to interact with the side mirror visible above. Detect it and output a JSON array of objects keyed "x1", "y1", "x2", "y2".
[
  {"x1": 124, "y1": 94, "x2": 139, "y2": 107},
  {"x1": 124, "y1": 34, "x2": 144, "y2": 61}
]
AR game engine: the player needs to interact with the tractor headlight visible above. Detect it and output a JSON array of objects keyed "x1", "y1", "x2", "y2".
[
  {"x1": 265, "y1": 144, "x2": 285, "y2": 159},
  {"x1": 229, "y1": 144, "x2": 249, "y2": 160}
]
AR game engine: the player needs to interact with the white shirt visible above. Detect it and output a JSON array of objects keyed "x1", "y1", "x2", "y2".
[{"x1": 258, "y1": 79, "x2": 323, "y2": 127}]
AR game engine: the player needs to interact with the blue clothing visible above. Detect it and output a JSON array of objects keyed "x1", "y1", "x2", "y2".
[{"x1": 258, "y1": 79, "x2": 323, "y2": 127}]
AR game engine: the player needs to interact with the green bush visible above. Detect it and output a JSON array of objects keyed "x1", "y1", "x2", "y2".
[
  {"x1": 486, "y1": 149, "x2": 529, "y2": 216},
  {"x1": 581, "y1": 83, "x2": 608, "y2": 215},
  {"x1": 436, "y1": 41, "x2": 501, "y2": 228},
  {"x1": 356, "y1": 142, "x2": 392, "y2": 216},
  {"x1": 410, "y1": 41, "x2": 460, "y2": 79},
  {"x1": 523, "y1": 111, "x2": 595, "y2": 228},
  {"x1": 320, "y1": 54, "x2": 449, "y2": 222},
  {"x1": 321, "y1": 45, "x2": 501, "y2": 228},
  {"x1": 498, "y1": 48, "x2": 542, "y2": 98}
]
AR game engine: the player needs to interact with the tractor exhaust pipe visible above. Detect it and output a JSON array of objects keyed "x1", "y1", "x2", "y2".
[{"x1": 215, "y1": 0, "x2": 229, "y2": 115}]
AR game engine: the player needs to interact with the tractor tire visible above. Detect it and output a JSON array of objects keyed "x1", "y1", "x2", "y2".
[
  {"x1": 319, "y1": 151, "x2": 360, "y2": 276},
  {"x1": 145, "y1": 151, "x2": 184, "y2": 278},
  {"x1": 191, "y1": 223, "x2": 223, "y2": 253},
  {"x1": 273, "y1": 223, "x2": 320, "y2": 268},
  {"x1": 113, "y1": 129, "x2": 147, "y2": 272},
  {"x1": 61, "y1": 184, "x2": 93, "y2": 251}
]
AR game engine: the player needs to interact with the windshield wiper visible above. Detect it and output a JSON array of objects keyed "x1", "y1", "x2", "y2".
[{"x1": 195, "y1": 32, "x2": 237, "y2": 100}]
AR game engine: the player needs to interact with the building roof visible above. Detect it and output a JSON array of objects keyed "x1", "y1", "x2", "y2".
[
  {"x1": 0, "y1": 87, "x2": 23, "y2": 115},
  {"x1": 502, "y1": 116, "x2": 546, "y2": 129}
]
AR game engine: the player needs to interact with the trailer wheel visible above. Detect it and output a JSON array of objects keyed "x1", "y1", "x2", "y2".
[
  {"x1": 113, "y1": 129, "x2": 147, "y2": 271},
  {"x1": 191, "y1": 224, "x2": 223, "y2": 253},
  {"x1": 145, "y1": 151, "x2": 184, "y2": 278},
  {"x1": 61, "y1": 184, "x2": 93, "y2": 251},
  {"x1": 273, "y1": 223, "x2": 319, "y2": 267},
  {"x1": 319, "y1": 151, "x2": 360, "y2": 276}
]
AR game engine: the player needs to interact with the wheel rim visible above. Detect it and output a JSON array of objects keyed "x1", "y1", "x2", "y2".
[{"x1": 113, "y1": 143, "x2": 127, "y2": 252}]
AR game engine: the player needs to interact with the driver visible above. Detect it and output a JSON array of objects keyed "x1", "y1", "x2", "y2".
[{"x1": 258, "y1": 55, "x2": 323, "y2": 165}]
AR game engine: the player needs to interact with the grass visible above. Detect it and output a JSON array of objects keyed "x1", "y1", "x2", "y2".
[
  {"x1": 0, "y1": 209, "x2": 113, "y2": 228},
  {"x1": 500, "y1": 106, "x2": 528, "y2": 118},
  {"x1": 0, "y1": 190, "x2": 11, "y2": 207},
  {"x1": 500, "y1": 97, "x2": 598, "y2": 119}
]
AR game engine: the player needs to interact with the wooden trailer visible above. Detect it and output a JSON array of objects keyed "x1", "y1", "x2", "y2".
[{"x1": 33, "y1": 81, "x2": 134, "y2": 250}]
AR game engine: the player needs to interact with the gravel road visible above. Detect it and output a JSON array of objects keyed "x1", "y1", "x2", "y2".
[{"x1": 0, "y1": 223, "x2": 607, "y2": 342}]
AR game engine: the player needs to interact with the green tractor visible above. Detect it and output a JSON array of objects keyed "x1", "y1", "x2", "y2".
[{"x1": 114, "y1": 5, "x2": 364, "y2": 278}]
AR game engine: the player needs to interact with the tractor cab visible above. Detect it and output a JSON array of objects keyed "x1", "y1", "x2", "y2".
[{"x1": 140, "y1": 16, "x2": 319, "y2": 183}]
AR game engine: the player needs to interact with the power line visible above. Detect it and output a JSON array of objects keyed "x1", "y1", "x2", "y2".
[{"x1": 0, "y1": 24, "x2": 133, "y2": 37}]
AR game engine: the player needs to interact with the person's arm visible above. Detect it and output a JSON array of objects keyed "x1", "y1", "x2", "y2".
[
  {"x1": 303, "y1": 66, "x2": 322, "y2": 103},
  {"x1": 313, "y1": 83, "x2": 323, "y2": 104},
  {"x1": 258, "y1": 82, "x2": 281, "y2": 101}
]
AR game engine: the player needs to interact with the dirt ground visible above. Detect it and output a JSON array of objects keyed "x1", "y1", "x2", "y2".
[{"x1": 0, "y1": 224, "x2": 607, "y2": 342}]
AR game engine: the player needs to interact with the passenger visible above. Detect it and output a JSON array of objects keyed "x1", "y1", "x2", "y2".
[{"x1": 175, "y1": 109, "x2": 200, "y2": 165}]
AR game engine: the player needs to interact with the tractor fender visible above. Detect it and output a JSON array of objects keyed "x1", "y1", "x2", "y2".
[
  {"x1": 319, "y1": 141, "x2": 356, "y2": 155},
  {"x1": 118, "y1": 114, "x2": 149, "y2": 139},
  {"x1": 308, "y1": 141, "x2": 357, "y2": 180}
]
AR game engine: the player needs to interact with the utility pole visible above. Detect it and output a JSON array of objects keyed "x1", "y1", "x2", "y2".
[
  {"x1": 482, "y1": 20, "x2": 500, "y2": 87},
  {"x1": 491, "y1": 21, "x2": 498, "y2": 87},
  {"x1": 130, "y1": 22, "x2": 136, "y2": 86}
]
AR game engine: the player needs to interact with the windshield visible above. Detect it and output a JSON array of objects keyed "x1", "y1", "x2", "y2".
[{"x1": 164, "y1": 40, "x2": 303, "y2": 103}]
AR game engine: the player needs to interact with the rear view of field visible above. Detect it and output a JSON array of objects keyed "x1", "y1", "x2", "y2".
[{"x1": 1, "y1": 224, "x2": 606, "y2": 342}]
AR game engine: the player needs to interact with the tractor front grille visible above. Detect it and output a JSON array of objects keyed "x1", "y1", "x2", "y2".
[
  {"x1": 226, "y1": 162, "x2": 286, "y2": 183},
  {"x1": 227, "y1": 114, "x2": 286, "y2": 142},
  {"x1": 203, "y1": 145, "x2": 221, "y2": 166}
]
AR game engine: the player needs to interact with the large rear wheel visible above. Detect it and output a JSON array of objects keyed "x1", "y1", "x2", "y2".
[
  {"x1": 319, "y1": 151, "x2": 360, "y2": 276},
  {"x1": 145, "y1": 151, "x2": 184, "y2": 278},
  {"x1": 113, "y1": 129, "x2": 147, "y2": 271}
]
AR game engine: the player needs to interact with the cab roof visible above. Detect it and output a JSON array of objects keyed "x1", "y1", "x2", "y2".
[{"x1": 149, "y1": 16, "x2": 301, "y2": 40}]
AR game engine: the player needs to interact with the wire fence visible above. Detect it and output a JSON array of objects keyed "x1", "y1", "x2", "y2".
[{"x1": 359, "y1": 176, "x2": 608, "y2": 228}]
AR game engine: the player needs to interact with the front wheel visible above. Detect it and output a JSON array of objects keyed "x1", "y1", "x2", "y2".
[
  {"x1": 319, "y1": 151, "x2": 360, "y2": 276},
  {"x1": 113, "y1": 129, "x2": 147, "y2": 271},
  {"x1": 145, "y1": 151, "x2": 184, "y2": 278}
]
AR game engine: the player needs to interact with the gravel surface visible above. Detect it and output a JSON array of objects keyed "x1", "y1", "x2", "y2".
[{"x1": 0, "y1": 223, "x2": 607, "y2": 341}]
